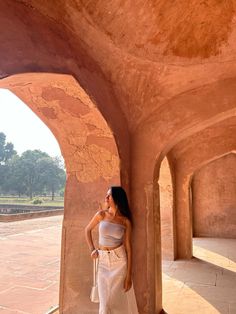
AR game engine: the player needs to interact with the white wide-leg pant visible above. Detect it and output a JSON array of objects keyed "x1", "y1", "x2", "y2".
[{"x1": 97, "y1": 245, "x2": 139, "y2": 314}]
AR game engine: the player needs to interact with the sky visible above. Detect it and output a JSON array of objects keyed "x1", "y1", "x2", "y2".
[{"x1": 0, "y1": 89, "x2": 61, "y2": 157}]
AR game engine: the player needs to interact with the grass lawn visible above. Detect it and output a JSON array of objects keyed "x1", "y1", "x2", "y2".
[{"x1": 0, "y1": 196, "x2": 64, "y2": 207}]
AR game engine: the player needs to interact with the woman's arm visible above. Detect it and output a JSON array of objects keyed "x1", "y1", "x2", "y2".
[
  {"x1": 124, "y1": 218, "x2": 132, "y2": 291},
  {"x1": 85, "y1": 211, "x2": 103, "y2": 258}
]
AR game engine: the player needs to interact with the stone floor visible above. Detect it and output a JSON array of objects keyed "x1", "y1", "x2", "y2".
[
  {"x1": 0, "y1": 217, "x2": 235, "y2": 314},
  {"x1": 162, "y1": 238, "x2": 236, "y2": 314},
  {"x1": 0, "y1": 216, "x2": 63, "y2": 314}
]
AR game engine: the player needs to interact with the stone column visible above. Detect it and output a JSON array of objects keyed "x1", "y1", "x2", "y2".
[
  {"x1": 58, "y1": 133, "x2": 121, "y2": 313},
  {"x1": 174, "y1": 168, "x2": 192, "y2": 259},
  {"x1": 159, "y1": 157, "x2": 175, "y2": 260},
  {"x1": 59, "y1": 174, "x2": 119, "y2": 313},
  {"x1": 130, "y1": 137, "x2": 162, "y2": 314}
]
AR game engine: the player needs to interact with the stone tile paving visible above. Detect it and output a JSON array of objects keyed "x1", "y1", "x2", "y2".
[
  {"x1": 0, "y1": 216, "x2": 63, "y2": 314},
  {"x1": 163, "y1": 238, "x2": 236, "y2": 314}
]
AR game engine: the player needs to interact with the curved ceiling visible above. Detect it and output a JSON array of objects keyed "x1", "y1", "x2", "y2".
[
  {"x1": 20, "y1": 0, "x2": 236, "y2": 62},
  {"x1": 168, "y1": 116, "x2": 236, "y2": 175},
  {"x1": 1, "y1": 1, "x2": 236, "y2": 169},
  {"x1": 81, "y1": 0, "x2": 236, "y2": 61},
  {"x1": 191, "y1": 151, "x2": 236, "y2": 180}
]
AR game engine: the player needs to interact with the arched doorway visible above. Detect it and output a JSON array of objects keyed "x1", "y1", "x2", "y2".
[
  {"x1": 157, "y1": 117, "x2": 236, "y2": 314},
  {"x1": 0, "y1": 73, "x2": 122, "y2": 313}
]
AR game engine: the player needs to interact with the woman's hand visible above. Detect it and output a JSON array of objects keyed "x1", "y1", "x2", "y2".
[
  {"x1": 124, "y1": 275, "x2": 132, "y2": 292},
  {"x1": 91, "y1": 249, "x2": 99, "y2": 259}
]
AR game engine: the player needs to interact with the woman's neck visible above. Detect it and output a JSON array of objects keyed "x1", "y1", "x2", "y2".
[{"x1": 108, "y1": 206, "x2": 118, "y2": 217}]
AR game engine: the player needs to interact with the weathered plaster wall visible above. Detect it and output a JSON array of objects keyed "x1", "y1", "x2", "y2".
[{"x1": 192, "y1": 154, "x2": 236, "y2": 238}]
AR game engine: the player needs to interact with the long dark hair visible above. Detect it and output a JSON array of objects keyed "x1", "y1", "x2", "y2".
[{"x1": 110, "y1": 186, "x2": 132, "y2": 223}]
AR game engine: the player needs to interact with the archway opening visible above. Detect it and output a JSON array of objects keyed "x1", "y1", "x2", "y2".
[
  {"x1": 0, "y1": 88, "x2": 65, "y2": 313},
  {"x1": 191, "y1": 152, "x2": 236, "y2": 268},
  {"x1": 0, "y1": 73, "x2": 122, "y2": 314},
  {"x1": 154, "y1": 115, "x2": 236, "y2": 314}
]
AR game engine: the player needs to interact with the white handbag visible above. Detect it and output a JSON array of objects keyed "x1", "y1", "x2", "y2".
[{"x1": 90, "y1": 258, "x2": 99, "y2": 303}]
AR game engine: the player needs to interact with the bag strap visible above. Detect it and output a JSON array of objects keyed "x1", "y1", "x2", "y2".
[{"x1": 93, "y1": 258, "x2": 98, "y2": 286}]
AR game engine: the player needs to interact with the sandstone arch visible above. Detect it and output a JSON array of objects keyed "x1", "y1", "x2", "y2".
[
  {"x1": 0, "y1": 73, "x2": 121, "y2": 313},
  {"x1": 0, "y1": 2, "x2": 130, "y2": 190},
  {"x1": 168, "y1": 117, "x2": 236, "y2": 258},
  {"x1": 130, "y1": 82, "x2": 236, "y2": 311},
  {"x1": 149, "y1": 78, "x2": 236, "y2": 261},
  {"x1": 152, "y1": 116, "x2": 236, "y2": 265}
]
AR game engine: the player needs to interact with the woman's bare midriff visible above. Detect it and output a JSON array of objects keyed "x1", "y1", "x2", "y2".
[{"x1": 99, "y1": 243, "x2": 123, "y2": 251}]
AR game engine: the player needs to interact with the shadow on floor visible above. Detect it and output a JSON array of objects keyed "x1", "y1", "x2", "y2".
[{"x1": 162, "y1": 238, "x2": 236, "y2": 314}]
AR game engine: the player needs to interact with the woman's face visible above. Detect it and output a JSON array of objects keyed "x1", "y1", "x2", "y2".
[{"x1": 105, "y1": 189, "x2": 115, "y2": 208}]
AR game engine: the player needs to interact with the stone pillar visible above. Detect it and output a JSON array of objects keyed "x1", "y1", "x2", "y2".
[
  {"x1": 174, "y1": 169, "x2": 192, "y2": 259},
  {"x1": 130, "y1": 139, "x2": 162, "y2": 314},
  {"x1": 58, "y1": 127, "x2": 121, "y2": 313},
  {"x1": 59, "y1": 174, "x2": 119, "y2": 313},
  {"x1": 159, "y1": 157, "x2": 175, "y2": 260}
]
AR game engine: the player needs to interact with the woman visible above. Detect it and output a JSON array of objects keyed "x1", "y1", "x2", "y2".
[{"x1": 85, "y1": 186, "x2": 138, "y2": 314}]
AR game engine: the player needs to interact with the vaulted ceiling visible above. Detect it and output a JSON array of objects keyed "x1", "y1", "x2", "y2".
[{"x1": 1, "y1": 0, "x2": 236, "y2": 171}]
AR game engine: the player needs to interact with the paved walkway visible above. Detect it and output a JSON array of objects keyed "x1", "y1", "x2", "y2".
[
  {"x1": 0, "y1": 216, "x2": 63, "y2": 314},
  {"x1": 163, "y1": 238, "x2": 236, "y2": 314},
  {"x1": 0, "y1": 217, "x2": 235, "y2": 314}
]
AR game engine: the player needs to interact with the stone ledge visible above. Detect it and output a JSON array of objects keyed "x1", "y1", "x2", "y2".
[
  {"x1": 0, "y1": 203, "x2": 63, "y2": 210},
  {"x1": 0, "y1": 209, "x2": 64, "y2": 222}
]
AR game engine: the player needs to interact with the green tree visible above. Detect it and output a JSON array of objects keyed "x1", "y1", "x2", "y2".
[
  {"x1": 19, "y1": 150, "x2": 49, "y2": 199},
  {"x1": 0, "y1": 145, "x2": 65, "y2": 198},
  {"x1": 37, "y1": 156, "x2": 66, "y2": 200},
  {"x1": 0, "y1": 132, "x2": 17, "y2": 193},
  {"x1": 0, "y1": 132, "x2": 16, "y2": 164},
  {"x1": 2, "y1": 155, "x2": 26, "y2": 196}
]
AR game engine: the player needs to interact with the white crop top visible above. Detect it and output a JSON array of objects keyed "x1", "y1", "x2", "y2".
[{"x1": 99, "y1": 220, "x2": 125, "y2": 247}]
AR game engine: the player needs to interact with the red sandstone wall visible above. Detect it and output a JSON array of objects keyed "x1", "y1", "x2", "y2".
[{"x1": 192, "y1": 154, "x2": 236, "y2": 238}]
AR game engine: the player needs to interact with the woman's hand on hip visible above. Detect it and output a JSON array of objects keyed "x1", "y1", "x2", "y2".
[
  {"x1": 91, "y1": 249, "x2": 99, "y2": 259},
  {"x1": 124, "y1": 275, "x2": 132, "y2": 292}
]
